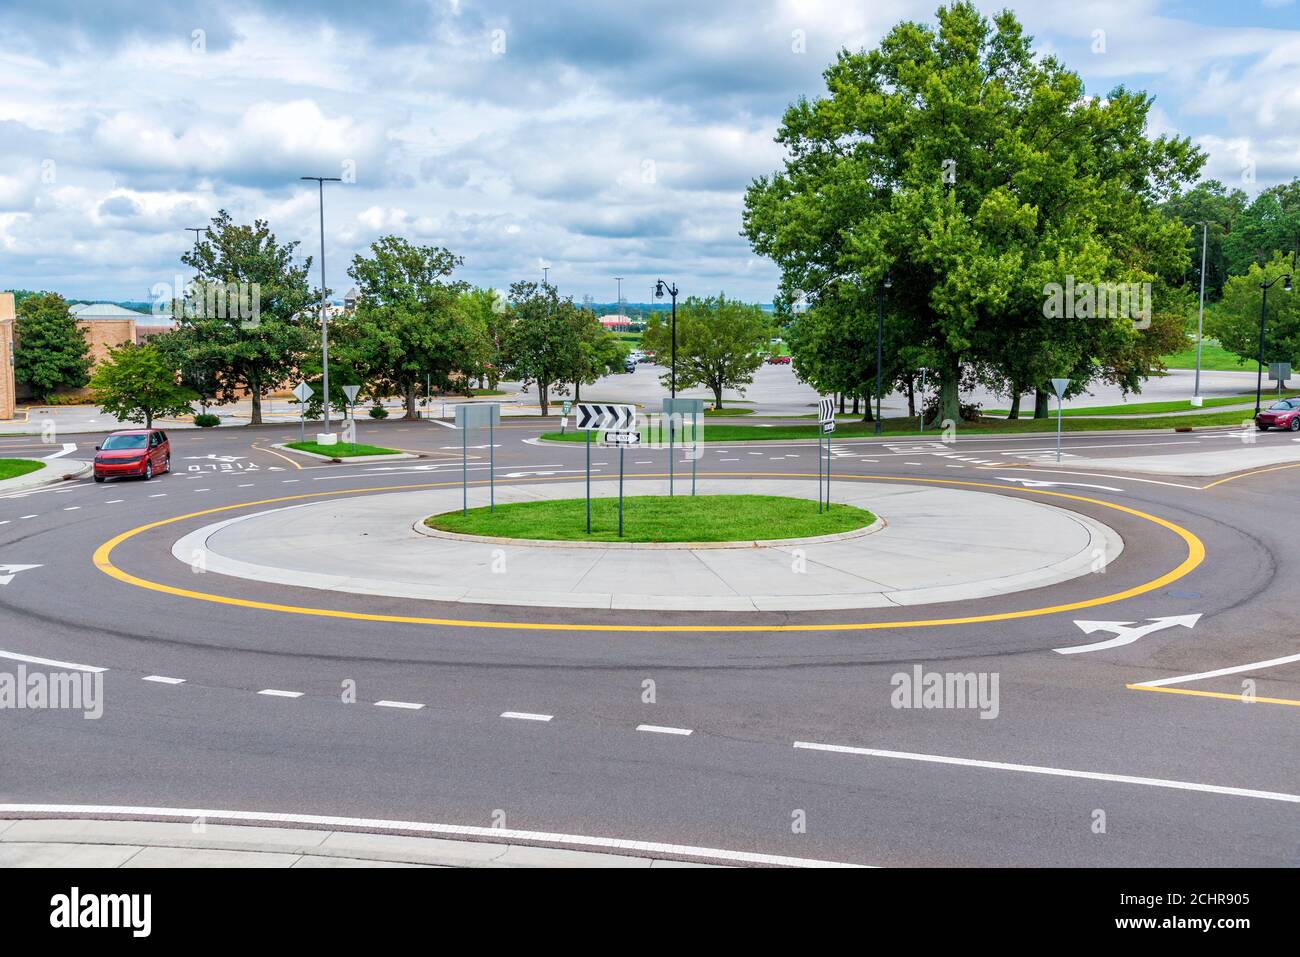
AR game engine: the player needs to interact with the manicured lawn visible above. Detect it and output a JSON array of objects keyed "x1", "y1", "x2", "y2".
[
  {"x1": 285, "y1": 441, "x2": 400, "y2": 457},
  {"x1": 704, "y1": 407, "x2": 754, "y2": 416},
  {"x1": 542, "y1": 408, "x2": 1258, "y2": 443},
  {"x1": 0, "y1": 458, "x2": 43, "y2": 481},
  {"x1": 1159, "y1": 340, "x2": 1254, "y2": 372},
  {"x1": 426, "y1": 494, "x2": 874, "y2": 543}
]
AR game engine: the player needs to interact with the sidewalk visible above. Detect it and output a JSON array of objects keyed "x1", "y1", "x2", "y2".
[
  {"x1": 0, "y1": 458, "x2": 90, "y2": 495},
  {"x1": 0, "y1": 818, "x2": 720, "y2": 868}
]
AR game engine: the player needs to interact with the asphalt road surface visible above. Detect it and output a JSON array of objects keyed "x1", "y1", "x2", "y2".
[{"x1": 1, "y1": 417, "x2": 1297, "y2": 866}]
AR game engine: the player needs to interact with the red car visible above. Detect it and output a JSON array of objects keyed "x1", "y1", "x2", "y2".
[
  {"x1": 93, "y1": 429, "x2": 172, "y2": 482},
  {"x1": 766, "y1": 354, "x2": 792, "y2": 365},
  {"x1": 1255, "y1": 398, "x2": 1300, "y2": 432}
]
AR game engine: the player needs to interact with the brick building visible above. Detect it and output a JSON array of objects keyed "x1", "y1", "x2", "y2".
[
  {"x1": 0, "y1": 293, "x2": 14, "y2": 420},
  {"x1": 67, "y1": 303, "x2": 140, "y2": 365}
]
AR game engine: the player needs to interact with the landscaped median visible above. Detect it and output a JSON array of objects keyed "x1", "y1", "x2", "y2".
[
  {"x1": 274, "y1": 441, "x2": 417, "y2": 463},
  {"x1": 540, "y1": 407, "x2": 1261, "y2": 444},
  {"x1": 425, "y1": 494, "x2": 874, "y2": 544},
  {"x1": 0, "y1": 458, "x2": 44, "y2": 482}
]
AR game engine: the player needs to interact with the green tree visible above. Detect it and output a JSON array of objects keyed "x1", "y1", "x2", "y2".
[
  {"x1": 1160, "y1": 180, "x2": 1248, "y2": 304},
  {"x1": 641, "y1": 295, "x2": 769, "y2": 408},
  {"x1": 1222, "y1": 187, "x2": 1300, "y2": 279},
  {"x1": 342, "y1": 237, "x2": 473, "y2": 418},
  {"x1": 502, "y1": 281, "x2": 581, "y2": 416},
  {"x1": 1206, "y1": 253, "x2": 1300, "y2": 370},
  {"x1": 744, "y1": 2, "x2": 1202, "y2": 424},
  {"x1": 457, "y1": 287, "x2": 509, "y2": 390},
  {"x1": 13, "y1": 292, "x2": 91, "y2": 401},
  {"x1": 169, "y1": 210, "x2": 316, "y2": 425},
  {"x1": 569, "y1": 310, "x2": 626, "y2": 402},
  {"x1": 90, "y1": 341, "x2": 197, "y2": 428}
]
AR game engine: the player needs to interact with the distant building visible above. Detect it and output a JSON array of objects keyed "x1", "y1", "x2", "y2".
[
  {"x1": 0, "y1": 293, "x2": 15, "y2": 420},
  {"x1": 67, "y1": 303, "x2": 140, "y2": 365},
  {"x1": 599, "y1": 314, "x2": 642, "y2": 332}
]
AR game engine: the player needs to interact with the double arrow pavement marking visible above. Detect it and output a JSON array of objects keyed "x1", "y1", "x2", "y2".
[{"x1": 1054, "y1": 615, "x2": 1201, "y2": 655}]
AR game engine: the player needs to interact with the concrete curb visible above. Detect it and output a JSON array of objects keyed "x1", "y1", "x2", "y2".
[
  {"x1": 270, "y1": 443, "x2": 417, "y2": 464},
  {"x1": 0, "y1": 458, "x2": 91, "y2": 495},
  {"x1": 0, "y1": 818, "x2": 724, "y2": 868},
  {"x1": 172, "y1": 479, "x2": 1123, "y2": 612},
  {"x1": 413, "y1": 513, "x2": 886, "y2": 550}
]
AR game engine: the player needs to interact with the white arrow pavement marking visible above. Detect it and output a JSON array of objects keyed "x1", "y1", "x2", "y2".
[
  {"x1": 996, "y1": 476, "x2": 1122, "y2": 492},
  {"x1": 0, "y1": 564, "x2": 42, "y2": 586},
  {"x1": 42, "y1": 443, "x2": 76, "y2": 460},
  {"x1": 1054, "y1": 615, "x2": 1202, "y2": 655}
]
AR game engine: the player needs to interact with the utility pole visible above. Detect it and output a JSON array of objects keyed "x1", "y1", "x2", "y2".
[{"x1": 301, "y1": 176, "x2": 342, "y2": 434}]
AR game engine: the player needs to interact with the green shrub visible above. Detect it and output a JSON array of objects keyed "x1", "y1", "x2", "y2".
[
  {"x1": 368, "y1": 405, "x2": 389, "y2": 419},
  {"x1": 194, "y1": 413, "x2": 220, "y2": 428}
]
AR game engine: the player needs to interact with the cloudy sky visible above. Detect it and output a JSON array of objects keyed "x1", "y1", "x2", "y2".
[{"x1": 1, "y1": 0, "x2": 1297, "y2": 305}]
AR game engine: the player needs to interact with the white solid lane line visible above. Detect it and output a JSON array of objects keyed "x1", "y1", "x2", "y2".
[
  {"x1": 501, "y1": 711, "x2": 554, "y2": 722},
  {"x1": 143, "y1": 675, "x2": 186, "y2": 685},
  {"x1": 637, "y1": 724, "x2": 693, "y2": 736},
  {"x1": 257, "y1": 689, "x2": 303, "y2": 698},
  {"x1": 793, "y1": 742, "x2": 1300, "y2": 804},
  {"x1": 0, "y1": 650, "x2": 106, "y2": 673},
  {"x1": 375, "y1": 700, "x2": 425, "y2": 710},
  {"x1": 0, "y1": 803, "x2": 865, "y2": 868},
  {"x1": 1134, "y1": 652, "x2": 1300, "y2": 688}
]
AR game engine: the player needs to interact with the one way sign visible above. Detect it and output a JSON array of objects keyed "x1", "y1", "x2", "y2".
[{"x1": 576, "y1": 403, "x2": 635, "y2": 431}]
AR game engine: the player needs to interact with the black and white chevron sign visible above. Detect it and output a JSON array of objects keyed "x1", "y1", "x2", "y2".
[
  {"x1": 576, "y1": 403, "x2": 635, "y2": 431},
  {"x1": 818, "y1": 397, "x2": 835, "y2": 424}
]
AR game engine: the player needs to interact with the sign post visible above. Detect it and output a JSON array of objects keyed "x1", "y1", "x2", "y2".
[
  {"x1": 342, "y1": 385, "x2": 360, "y2": 453},
  {"x1": 818, "y1": 396, "x2": 835, "y2": 509},
  {"x1": 576, "y1": 403, "x2": 636, "y2": 535},
  {"x1": 561, "y1": 399, "x2": 572, "y2": 435},
  {"x1": 1051, "y1": 378, "x2": 1070, "y2": 464},
  {"x1": 1269, "y1": 362, "x2": 1291, "y2": 401},
  {"x1": 455, "y1": 403, "x2": 501, "y2": 516},
  {"x1": 663, "y1": 398, "x2": 704, "y2": 497},
  {"x1": 292, "y1": 381, "x2": 312, "y2": 446}
]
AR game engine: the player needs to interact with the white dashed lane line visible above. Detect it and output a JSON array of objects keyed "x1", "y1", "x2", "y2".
[
  {"x1": 375, "y1": 700, "x2": 425, "y2": 710},
  {"x1": 257, "y1": 689, "x2": 303, "y2": 698},
  {"x1": 105, "y1": 499, "x2": 124, "y2": 504},
  {"x1": 142, "y1": 675, "x2": 186, "y2": 685},
  {"x1": 63, "y1": 506, "x2": 80, "y2": 511},
  {"x1": 501, "y1": 711, "x2": 554, "y2": 722},
  {"x1": 637, "y1": 724, "x2": 693, "y2": 736}
]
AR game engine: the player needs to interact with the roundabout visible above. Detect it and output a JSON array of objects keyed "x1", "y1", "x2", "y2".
[{"x1": 154, "y1": 476, "x2": 1132, "y2": 614}]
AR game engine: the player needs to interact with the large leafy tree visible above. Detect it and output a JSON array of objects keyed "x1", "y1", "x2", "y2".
[
  {"x1": 14, "y1": 292, "x2": 91, "y2": 401},
  {"x1": 1221, "y1": 186, "x2": 1300, "y2": 279},
  {"x1": 1160, "y1": 180, "x2": 1249, "y2": 304},
  {"x1": 90, "y1": 341, "x2": 197, "y2": 428},
  {"x1": 342, "y1": 237, "x2": 473, "y2": 418},
  {"x1": 502, "y1": 281, "x2": 582, "y2": 416},
  {"x1": 641, "y1": 295, "x2": 769, "y2": 408},
  {"x1": 744, "y1": 2, "x2": 1202, "y2": 424},
  {"x1": 1205, "y1": 253, "x2": 1300, "y2": 371},
  {"x1": 457, "y1": 287, "x2": 508, "y2": 391},
  {"x1": 568, "y1": 310, "x2": 627, "y2": 402},
  {"x1": 169, "y1": 210, "x2": 316, "y2": 425}
]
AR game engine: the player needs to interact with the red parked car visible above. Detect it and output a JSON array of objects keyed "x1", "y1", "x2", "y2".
[
  {"x1": 93, "y1": 429, "x2": 172, "y2": 482},
  {"x1": 1255, "y1": 398, "x2": 1300, "y2": 432},
  {"x1": 765, "y1": 354, "x2": 792, "y2": 365}
]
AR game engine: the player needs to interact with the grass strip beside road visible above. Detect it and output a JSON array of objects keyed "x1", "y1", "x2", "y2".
[
  {"x1": 542, "y1": 408, "x2": 1257, "y2": 443},
  {"x1": 426, "y1": 494, "x2": 874, "y2": 543},
  {"x1": 0, "y1": 458, "x2": 43, "y2": 481},
  {"x1": 986, "y1": 390, "x2": 1299, "y2": 418},
  {"x1": 285, "y1": 441, "x2": 400, "y2": 457}
]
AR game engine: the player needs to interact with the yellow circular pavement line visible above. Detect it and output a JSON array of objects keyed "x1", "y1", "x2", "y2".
[{"x1": 92, "y1": 473, "x2": 1205, "y2": 633}]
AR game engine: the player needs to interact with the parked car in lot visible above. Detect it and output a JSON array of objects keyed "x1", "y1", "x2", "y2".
[
  {"x1": 623, "y1": 357, "x2": 638, "y2": 373},
  {"x1": 93, "y1": 429, "x2": 171, "y2": 482},
  {"x1": 1255, "y1": 398, "x2": 1300, "y2": 431},
  {"x1": 765, "y1": 354, "x2": 792, "y2": 365}
]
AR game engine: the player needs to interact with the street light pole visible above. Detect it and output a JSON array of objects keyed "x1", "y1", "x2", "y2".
[
  {"x1": 302, "y1": 175, "x2": 342, "y2": 435},
  {"x1": 1193, "y1": 221, "x2": 1210, "y2": 405},
  {"x1": 654, "y1": 279, "x2": 679, "y2": 397},
  {"x1": 1256, "y1": 271, "x2": 1294, "y2": 416},
  {"x1": 876, "y1": 272, "x2": 891, "y2": 435}
]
